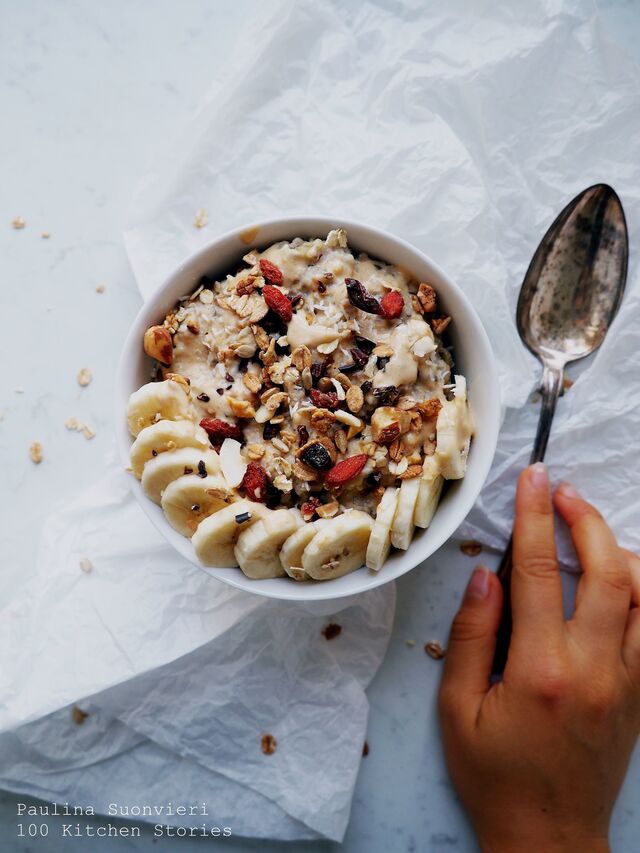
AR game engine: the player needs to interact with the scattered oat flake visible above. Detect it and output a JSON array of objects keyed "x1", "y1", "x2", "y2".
[
  {"x1": 95, "y1": 284, "x2": 105, "y2": 293},
  {"x1": 11, "y1": 216, "x2": 26, "y2": 229},
  {"x1": 405, "y1": 639, "x2": 416, "y2": 648},
  {"x1": 261, "y1": 733, "x2": 277, "y2": 755},
  {"x1": 79, "y1": 557, "x2": 93, "y2": 574},
  {"x1": 41, "y1": 231, "x2": 50, "y2": 239},
  {"x1": 425, "y1": 641, "x2": 446, "y2": 660},
  {"x1": 66, "y1": 416, "x2": 95, "y2": 439},
  {"x1": 77, "y1": 367, "x2": 92, "y2": 387},
  {"x1": 460, "y1": 540, "x2": 482, "y2": 557},
  {"x1": 29, "y1": 441, "x2": 43, "y2": 464},
  {"x1": 72, "y1": 706, "x2": 89, "y2": 725},
  {"x1": 322, "y1": 622, "x2": 342, "y2": 640},
  {"x1": 193, "y1": 208, "x2": 209, "y2": 229},
  {"x1": 82, "y1": 425, "x2": 95, "y2": 440}
]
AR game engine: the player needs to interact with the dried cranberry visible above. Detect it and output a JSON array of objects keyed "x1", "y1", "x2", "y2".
[
  {"x1": 301, "y1": 443, "x2": 333, "y2": 471},
  {"x1": 350, "y1": 347, "x2": 370, "y2": 369},
  {"x1": 310, "y1": 389, "x2": 340, "y2": 410},
  {"x1": 354, "y1": 335, "x2": 376, "y2": 354},
  {"x1": 345, "y1": 278, "x2": 381, "y2": 314}
]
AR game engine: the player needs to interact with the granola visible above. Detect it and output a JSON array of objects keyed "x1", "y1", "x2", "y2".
[{"x1": 127, "y1": 230, "x2": 473, "y2": 580}]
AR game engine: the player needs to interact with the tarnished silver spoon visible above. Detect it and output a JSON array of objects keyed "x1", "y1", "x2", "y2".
[{"x1": 493, "y1": 184, "x2": 628, "y2": 674}]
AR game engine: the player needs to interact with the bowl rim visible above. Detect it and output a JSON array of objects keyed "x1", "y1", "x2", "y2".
[{"x1": 116, "y1": 215, "x2": 501, "y2": 601}]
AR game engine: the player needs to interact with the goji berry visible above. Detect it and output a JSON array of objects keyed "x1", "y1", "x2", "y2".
[
  {"x1": 259, "y1": 259, "x2": 284, "y2": 285},
  {"x1": 380, "y1": 289, "x2": 404, "y2": 319},
  {"x1": 324, "y1": 454, "x2": 368, "y2": 488},
  {"x1": 242, "y1": 462, "x2": 270, "y2": 502},
  {"x1": 263, "y1": 285, "x2": 292, "y2": 322},
  {"x1": 199, "y1": 417, "x2": 242, "y2": 442}
]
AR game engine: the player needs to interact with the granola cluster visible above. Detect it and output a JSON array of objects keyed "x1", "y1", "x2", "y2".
[{"x1": 143, "y1": 229, "x2": 456, "y2": 519}]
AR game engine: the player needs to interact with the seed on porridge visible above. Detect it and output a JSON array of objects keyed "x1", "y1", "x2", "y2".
[{"x1": 126, "y1": 229, "x2": 473, "y2": 580}]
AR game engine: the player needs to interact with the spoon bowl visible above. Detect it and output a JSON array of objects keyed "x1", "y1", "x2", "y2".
[{"x1": 517, "y1": 183, "x2": 628, "y2": 369}]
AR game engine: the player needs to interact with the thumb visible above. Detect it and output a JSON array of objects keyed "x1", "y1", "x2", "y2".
[{"x1": 440, "y1": 567, "x2": 503, "y2": 718}]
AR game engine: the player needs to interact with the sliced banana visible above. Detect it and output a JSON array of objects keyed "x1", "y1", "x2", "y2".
[
  {"x1": 414, "y1": 456, "x2": 444, "y2": 529},
  {"x1": 130, "y1": 420, "x2": 209, "y2": 478},
  {"x1": 280, "y1": 519, "x2": 330, "y2": 581},
  {"x1": 390, "y1": 477, "x2": 421, "y2": 550},
  {"x1": 126, "y1": 379, "x2": 193, "y2": 437},
  {"x1": 141, "y1": 447, "x2": 221, "y2": 504},
  {"x1": 302, "y1": 511, "x2": 373, "y2": 581},
  {"x1": 234, "y1": 509, "x2": 302, "y2": 580},
  {"x1": 161, "y1": 474, "x2": 234, "y2": 537},
  {"x1": 366, "y1": 487, "x2": 399, "y2": 572},
  {"x1": 192, "y1": 500, "x2": 269, "y2": 568},
  {"x1": 435, "y1": 375, "x2": 474, "y2": 479}
]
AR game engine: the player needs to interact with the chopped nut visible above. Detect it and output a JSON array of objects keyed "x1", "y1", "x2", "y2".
[
  {"x1": 79, "y1": 557, "x2": 93, "y2": 573},
  {"x1": 389, "y1": 439, "x2": 402, "y2": 461},
  {"x1": 416, "y1": 282, "x2": 437, "y2": 314},
  {"x1": 11, "y1": 216, "x2": 26, "y2": 229},
  {"x1": 460, "y1": 540, "x2": 483, "y2": 557},
  {"x1": 41, "y1": 231, "x2": 50, "y2": 239},
  {"x1": 228, "y1": 397, "x2": 256, "y2": 418},
  {"x1": 252, "y1": 324, "x2": 270, "y2": 350},
  {"x1": 143, "y1": 325, "x2": 173, "y2": 365},
  {"x1": 29, "y1": 441, "x2": 43, "y2": 464},
  {"x1": 236, "y1": 275, "x2": 257, "y2": 296},
  {"x1": 72, "y1": 706, "x2": 89, "y2": 725},
  {"x1": 371, "y1": 407, "x2": 411, "y2": 443},
  {"x1": 316, "y1": 500, "x2": 340, "y2": 519},
  {"x1": 425, "y1": 641, "x2": 446, "y2": 660},
  {"x1": 409, "y1": 411, "x2": 423, "y2": 432},
  {"x1": 431, "y1": 316, "x2": 452, "y2": 336},
  {"x1": 95, "y1": 284, "x2": 105, "y2": 293},
  {"x1": 292, "y1": 345, "x2": 312, "y2": 371},
  {"x1": 399, "y1": 464, "x2": 423, "y2": 479},
  {"x1": 193, "y1": 207, "x2": 209, "y2": 229},
  {"x1": 346, "y1": 385, "x2": 364, "y2": 414},
  {"x1": 334, "y1": 410, "x2": 362, "y2": 431},
  {"x1": 293, "y1": 460, "x2": 319, "y2": 482},
  {"x1": 243, "y1": 372, "x2": 262, "y2": 394},
  {"x1": 415, "y1": 398, "x2": 442, "y2": 421},
  {"x1": 334, "y1": 428, "x2": 348, "y2": 454},
  {"x1": 77, "y1": 367, "x2": 92, "y2": 387},
  {"x1": 395, "y1": 457, "x2": 409, "y2": 476},
  {"x1": 322, "y1": 622, "x2": 342, "y2": 640},
  {"x1": 261, "y1": 733, "x2": 277, "y2": 755},
  {"x1": 246, "y1": 443, "x2": 266, "y2": 460},
  {"x1": 310, "y1": 408, "x2": 336, "y2": 433},
  {"x1": 376, "y1": 422, "x2": 400, "y2": 445}
]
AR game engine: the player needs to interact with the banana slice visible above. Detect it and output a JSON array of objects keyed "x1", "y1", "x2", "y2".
[
  {"x1": 235, "y1": 509, "x2": 302, "y2": 579},
  {"x1": 414, "y1": 456, "x2": 444, "y2": 529},
  {"x1": 390, "y1": 477, "x2": 421, "y2": 550},
  {"x1": 126, "y1": 379, "x2": 193, "y2": 437},
  {"x1": 435, "y1": 375, "x2": 473, "y2": 479},
  {"x1": 161, "y1": 474, "x2": 234, "y2": 537},
  {"x1": 302, "y1": 511, "x2": 373, "y2": 581},
  {"x1": 141, "y1": 447, "x2": 221, "y2": 504},
  {"x1": 366, "y1": 487, "x2": 399, "y2": 572},
  {"x1": 280, "y1": 519, "x2": 330, "y2": 581},
  {"x1": 192, "y1": 500, "x2": 269, "y2": 567},
  {"x1": 130, "y1": 420, "x2": 210, "y2": 478}
]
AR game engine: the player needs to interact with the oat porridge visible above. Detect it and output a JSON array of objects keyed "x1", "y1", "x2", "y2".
[{"x1": 125, "y1": 229, "x2": 473, "y2": 580}]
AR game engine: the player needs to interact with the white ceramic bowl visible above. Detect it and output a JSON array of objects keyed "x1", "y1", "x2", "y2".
[{"x1": 117, "y1": 217, "x2": 500, "y2": 601}]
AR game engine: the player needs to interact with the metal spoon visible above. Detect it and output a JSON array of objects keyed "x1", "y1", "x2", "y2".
[{"x1": 493, "y1": 183, "x2": 628, "y2": 674}]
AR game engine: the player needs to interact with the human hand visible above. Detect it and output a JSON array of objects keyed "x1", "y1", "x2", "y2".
[{"x1": 439, "y1": 463, "x2": 640, "y2": 853}]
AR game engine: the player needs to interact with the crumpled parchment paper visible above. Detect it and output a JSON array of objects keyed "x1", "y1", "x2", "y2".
[{"x1": 2, "y1": 0, "x2": 640, "y2": 842}]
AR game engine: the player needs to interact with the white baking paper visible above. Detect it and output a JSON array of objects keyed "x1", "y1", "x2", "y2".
[{"x1": 2, "y1": 0, "x2": 640, "y2": 843}]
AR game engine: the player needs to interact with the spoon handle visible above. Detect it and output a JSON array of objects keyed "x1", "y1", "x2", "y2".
[{"x1": 492, "y1": 363, "x2": 564, "y2": 675}]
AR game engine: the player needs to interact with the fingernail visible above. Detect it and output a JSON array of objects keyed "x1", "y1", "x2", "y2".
[
  {"x1": 529, "y1": 462, "x2": 548, "y2": 489},
  {"x1": 465, "y1": 567, "x2": 490, "y2": 601},
  {"x1": 557, "y1": 481, "x2": 580, "y2": 499}
]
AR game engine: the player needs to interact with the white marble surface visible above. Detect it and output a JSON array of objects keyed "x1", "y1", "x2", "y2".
[{"x1": 1, "y1": 1, "x2": 639, "y2": 851}]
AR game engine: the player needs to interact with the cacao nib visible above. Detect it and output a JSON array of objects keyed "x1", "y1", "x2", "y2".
[
  {"x1": 196, "y1": 393, "x2": 210, "y2": 402},
  {"x1": 366, "y1": 471, "x2": 382, "y2": 489},
  {"x1": 376, "y1": 356, "x2": 390, "y2": 370},
  {"x1": 350, "y1": 347, "x2": 370, "y2": 369},
  {"x1": 264, "y1": 480, "x2": 282, "y2": 509},
  {"x1": 361, "y1": 380, "x2": 373, "y2": 395},
  {"x1": 345, "y1": 278, "x2": 381, "y2": 314}
]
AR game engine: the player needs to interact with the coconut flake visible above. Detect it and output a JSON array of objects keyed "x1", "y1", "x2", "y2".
[{"x1": 219, "y1": 438, "x2": 247, "y2": 488}]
